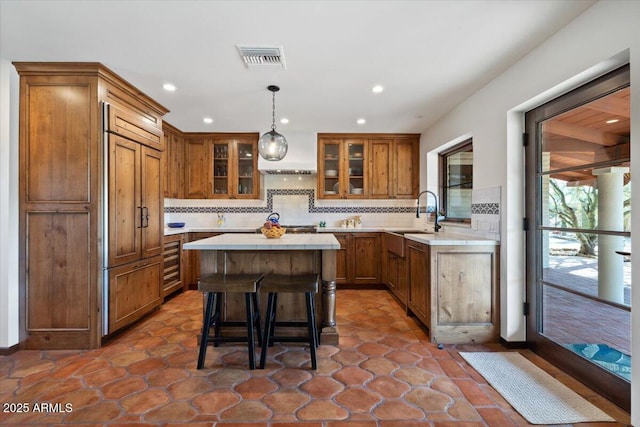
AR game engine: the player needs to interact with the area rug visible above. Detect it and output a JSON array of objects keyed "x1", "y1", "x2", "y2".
[
  {"x1": 565, "y1": 343, "x2": 631, "y2": 381},
  {"x1": 459, "y1": 352, "x2": 615, "y2": 424}
]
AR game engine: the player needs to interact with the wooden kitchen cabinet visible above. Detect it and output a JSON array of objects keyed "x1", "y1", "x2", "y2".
[
  {"x1": 318, "y1": 136, "x2": 368, "y2": 199},
  {"x1": 15, "y1": 62, "x2": 168, "y2": 349},
  {"x1": 108, "y1": 135, "x2": 164, "y2": 267},
  {"x1": 370, "y1": 137, "x2": 419, "y2": 199},
  {"x1": 318, "y1": 134, "x2": 419, "y2": 199},
  {"x1": 407, "y1": 240, "x2": 431, "y2": 327},
  {"x1": 163, "y1": 122, "x2": 185, "y2": 199},
  {"x1": 334, "y1": 232, "x2": 381, "y2": 286},
  {"x1": 407, "y1": 239, "x2": 500, "y2": 344},
  {"x1": 184, "y1": 133, "x2": 260, "y2": 199},
  {"x1": 184, "y1": 135, "x2": 211, "y2": 199},
  {"x1": 163, "y1": 234, "x2": 184, "y2": 298},
  {"x1": 108, "y1": 255, "x2": 163, "y2": 333},
  {"x1": 185, "y1": 232, "x2": 220, "y2": 287},
  {"x1": 383, "y1": 232, "x2": 408, "y2": 308}
]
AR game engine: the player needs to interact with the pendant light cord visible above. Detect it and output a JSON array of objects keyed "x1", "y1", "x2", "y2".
[{"x1": 271, "y1": 90, "x2": 277, "y2": 131}]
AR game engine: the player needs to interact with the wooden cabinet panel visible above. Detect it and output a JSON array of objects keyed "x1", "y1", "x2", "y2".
[
  {"x1": 163, "y1": 123, "x2": 185, "y2": 199},
  {"x1": 108, "y1": 255, "x2": 163, "y2": 333},
  {"x1": 408, "y1": 241, "x2": 430, "y2": 327},
  {"x1": 107, "y1": 104, "x2": 163, "y2": 151},
  {"x1": 184, "y1": 136, "x2": 211, "y2": 199},
  {"x1": 333, "y1": 232, "x2": 381, "y2": 286},
  {"x1": 109, "y1": 135, "x2": 141, "y2": 266},
  {"x1": 370, "y1": 140, "x2": 392, "y2": 198},
  {"x1": 334, "y1": 234, "x2": 349, "y2": 284},
  {"x1": 24, "y1": 83, "x2": 94, "y2": 203},
  {"x1": 393, "y1": 138, "x2": 419, "y2": 198},
  {"x1": 141, "y1": 146, "x2": 164, "y2": 260},
  {"x1": 25, "y1": 211, "x2": 95, "y2": 349},
  {"x1": 430, "y1": 245, "x2": 499, "y2": 343},
  {"x1": 352, "y1": 233, "x2": 380, "y2": 283}
]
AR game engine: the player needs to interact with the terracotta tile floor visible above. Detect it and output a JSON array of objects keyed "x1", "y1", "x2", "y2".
[{"x1": 0, "y1": 289, "x2": 630, "y2": 426}]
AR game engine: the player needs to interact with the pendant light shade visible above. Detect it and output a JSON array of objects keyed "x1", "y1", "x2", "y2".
[{"x1": 258, "y1": 85, "x2": 287, "y2": 161}]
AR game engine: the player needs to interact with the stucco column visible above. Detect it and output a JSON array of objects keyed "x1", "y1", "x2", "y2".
[{"x1": 593, "y1": 166, "x2": 628, "y2": 304}]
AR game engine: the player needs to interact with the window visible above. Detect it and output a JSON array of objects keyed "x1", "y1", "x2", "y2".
[{"x1": 439, "y1": 139, "x2": 473, "y2": 221}]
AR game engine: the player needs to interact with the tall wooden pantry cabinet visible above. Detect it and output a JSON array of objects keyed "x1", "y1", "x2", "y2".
[{"x1": 15, "y1": 62, "x2": 169, "y2": 349}]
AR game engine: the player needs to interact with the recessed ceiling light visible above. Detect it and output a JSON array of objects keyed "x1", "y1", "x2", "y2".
[
  {"x1": 372, "y1": 85, "x2": 384, "y2": 93},
  {"x1": 203, "y1": 117, "x2": 213, "y2": 124},
  {"x1": 606, "y1": 119, "x2": 619, "y2": 124},
  {"x1": 163, "y1": 83, "x2": 176, "y2": 92},
  {"x1": 357, "y1": 118, "x2": 366, "y2": 125},
  {"x1": 280, "y1": 118, "x2": 289, "y2": 124}
]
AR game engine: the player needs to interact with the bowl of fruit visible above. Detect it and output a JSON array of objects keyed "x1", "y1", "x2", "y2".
[{"x1": 261, "y1": 212, "x2": 286, "y2": 238}]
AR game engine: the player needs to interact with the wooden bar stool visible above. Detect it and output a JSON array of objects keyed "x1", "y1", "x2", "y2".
[
  {"x1": 197, "y1": 273, "x2": 264, "y2": 370},
  {"x1": 259, "y1": 273, "x2": 319, "y2": 370}
]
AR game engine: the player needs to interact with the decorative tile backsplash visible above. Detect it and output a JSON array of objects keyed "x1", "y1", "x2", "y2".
[
  {"x1": 470, "y1": 186, "x2": 501, "y2": 240},
  {"x1": 164, "y1": 175, "x2": 418, "y2": 228}
]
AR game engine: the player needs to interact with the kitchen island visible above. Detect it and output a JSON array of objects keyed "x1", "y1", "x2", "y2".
[{"x1": 183, "y1": 233, "x2": 341, "y2": 344}]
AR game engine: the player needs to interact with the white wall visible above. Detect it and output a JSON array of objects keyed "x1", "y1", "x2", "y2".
[
  {"x1": 419, "y1": 1, "x2": 639, "y2": 422},
  {"x1": 0, "y1": 60, "x2": 19, "y2": 349}
]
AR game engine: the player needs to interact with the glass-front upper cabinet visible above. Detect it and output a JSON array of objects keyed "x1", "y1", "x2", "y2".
[
  {"x1": 211, "y1": 135, "x2": 259, "y2": 199},
  {"x1": 318, "y1": 137, "x2": 368, "y2": 198},
  {"x1": 235, "y1": 141, "x2": 257, "y2": 198},
  {"x1": 212, "y1": 141, "x2": 230, "y2": 196},
  {"x1": 346, "y1": 139, "x2": 366, "y2": 197},
  {"x1": 320, "y1": 139, "x2": 342, "y2": 198}
]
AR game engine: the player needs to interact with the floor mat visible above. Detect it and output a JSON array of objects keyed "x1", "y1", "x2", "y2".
[
  {"x1": 460, "y1": 352, "x2": 615, "y2": 425},
  {"x1": 565, "y1": 343, "x2": 631, "y2": 381}
]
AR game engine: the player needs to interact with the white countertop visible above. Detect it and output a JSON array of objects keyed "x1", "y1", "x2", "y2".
[
  {"x1": 403, "y1": 233, "x2": 499, "y2": 246},
  {"x1": 183, "y1": 233, "x2": 341, "y2": 250}
]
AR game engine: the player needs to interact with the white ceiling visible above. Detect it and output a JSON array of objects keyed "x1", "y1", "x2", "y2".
[{"x1": 0, "y1": 0, "x2": 596, "y2": 135}]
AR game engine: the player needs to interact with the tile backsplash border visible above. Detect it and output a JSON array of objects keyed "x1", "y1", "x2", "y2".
[{"x1": 165, "y1": 188, "x2": 416, "y2": 214}]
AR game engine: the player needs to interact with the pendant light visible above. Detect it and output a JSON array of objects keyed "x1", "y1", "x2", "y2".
[{"x1": 258, "y1": 85, "x2": 288, "y2": 161}]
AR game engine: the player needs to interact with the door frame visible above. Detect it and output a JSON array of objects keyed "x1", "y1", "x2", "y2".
[{"x1": 524, "y1": 64, "x2": 631, "y2": 411}]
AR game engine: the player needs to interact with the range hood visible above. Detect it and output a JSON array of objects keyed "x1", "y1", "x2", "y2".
[{"x1": 258, "y1": 132, "x2": 317, "y2": 174}]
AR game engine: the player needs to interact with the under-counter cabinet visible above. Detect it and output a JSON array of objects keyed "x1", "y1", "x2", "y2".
[
  {"x1": 185, "y1": 232, "x2": 221, "y2": 287},
  {"x1": 382, "y1": 233, "x2": 408, "y2": 308},
  {"x1": 184, "y1": 133, "x2": 260, "y2": 199},
  {"x1": 15, "y1": 62, "x2": 168, "y2": 349},
  {"x1": 407, "y1": 240, "x2": 499, "y2": 344},
  {"x1": 163, "y1": 234, "x2": 184, "y2": 298},
  {"x1": 334, "y1": 232, "x2": 381, "y2": 286}
]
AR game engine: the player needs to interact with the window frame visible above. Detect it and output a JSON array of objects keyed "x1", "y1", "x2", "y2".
[{"x1": 439, "y1": 138, "x2": 473, "y2": 223}]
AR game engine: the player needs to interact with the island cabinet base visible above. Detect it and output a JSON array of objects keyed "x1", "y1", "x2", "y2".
[
  {"x1": 199, "y1": 249, "x2": 338, "y2": 345},
  {"x1": 408, "y1": 241, "x2": 500, "y2": 344}
]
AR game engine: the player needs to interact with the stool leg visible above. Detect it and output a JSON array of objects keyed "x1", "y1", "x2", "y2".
[
  {"x1": 306, "y1": 292, "x2": 318, "y2": 370},
  {"x1": 245, "y1": 292, "x2": 256, "y2": 370},
  {"x1": 268, "y1": 293, "x2": 278, "y2": 347},
  {"x1": 213, "y1": 292, "x2": 223, "y2": 347},
  {"x1": 260, "y1": 292, "x2": 276, "y2": 369},
  {"x1": 198, "y1": 292, "x2": 215, "y2": 369},
  {"x1": 253, "y1": 292, "x2": 263, "y2": 347}
]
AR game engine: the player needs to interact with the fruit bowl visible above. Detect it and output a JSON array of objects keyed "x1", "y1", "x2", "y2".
[{"x1": 261, "y1": 226, "x2": 287, "y2": 238}]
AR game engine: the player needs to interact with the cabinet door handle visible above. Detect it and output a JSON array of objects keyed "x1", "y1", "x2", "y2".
[
  {"x1": 142, "y1": 207, "x2": 149, "y2": 228},
  {"x1": 138, "y1": 206, "x2": 144, "y2": 228}
]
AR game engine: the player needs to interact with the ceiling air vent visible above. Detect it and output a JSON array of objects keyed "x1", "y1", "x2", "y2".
[{"x1": 236, "y1": 45, "x2": 287, "y2": 70}]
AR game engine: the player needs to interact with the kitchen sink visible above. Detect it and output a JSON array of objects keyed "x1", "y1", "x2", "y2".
[{"x1": 386, "y1": 230, "x2": 434, "y2": 236}]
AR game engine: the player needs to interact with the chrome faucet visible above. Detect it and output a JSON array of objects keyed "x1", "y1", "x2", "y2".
[{"x1": 416, "y1": 190, "x2": 441, "y2": 232}]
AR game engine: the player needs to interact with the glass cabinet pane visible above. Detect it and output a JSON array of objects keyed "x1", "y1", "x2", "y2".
[
  {"x1": 236, "y1": 142, "x2": 254, "y2": 196},
  {"x1": 347, "y1": 141, "x2": 365, "y2": 196},
  {"x1": 323, "y1": 143, "x2": 340, "y2": 196},
  {"x1": 213, "y1": 142, "x2": 229, "y2": 195}
]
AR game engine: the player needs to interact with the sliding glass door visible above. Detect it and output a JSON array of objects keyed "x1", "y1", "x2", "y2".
[{"x1": 525, "y1": 65, "x2": 631, "y2": 411}]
